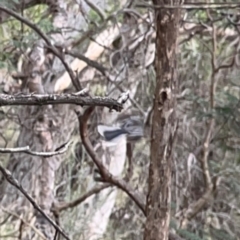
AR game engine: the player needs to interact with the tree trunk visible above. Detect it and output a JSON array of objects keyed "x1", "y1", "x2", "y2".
[
  {"x1": 0, "y1": 1, "x2": 97, "y2": 239},
  {"x1": 144, "y1": 1, "x2": 182, "y2": 240}
]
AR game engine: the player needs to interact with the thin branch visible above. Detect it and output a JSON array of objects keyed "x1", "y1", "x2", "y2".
[
  {"x1": 0, "y1": 141, "x2": 72, "y2": 157},
  {"x1": 201, "y1": 10, "x2": 216, "y2": 188},
  {"x1": 76, "y1": 107, "x2": 146, "y2": 214},
  {"x1": 177, "y1": 10, "x2": 221, "y2": 229},
  {"x1": 1, "y1": 207, "x2": 48, "y2": 240},
  {"x1": 136, "y1": 2, "x2": 240, "y2": 10},
  {"x1": 0, "y1": 5, "x2": 81, "y2": 91},
  {"x1": 0, "y1": 93, "x2": 123, "y2": 111},
  {"x1": 176, "y1": 187, "x2": 214, "y2": 229},
  {"x1": 53, "y1": 183, "x2": 111, "y2": 212},
  {"x1": 53, "y1": 230, "x2": 58, "y2": 240},
  {"x1": 215, "y1": 54, "x2": 235, "y2": 73},
  {"x1": 64, "y1": 49, "x2": 107, "y2": 76},
  {"x1": 84, "y1": 0, "x2": 106, "y2": 21},
  {"x1": 0, "y1": 165, "x2": 70, "y2": 240},
  {"x1": 64, "y1": 49, "x2": 146, "y2": 115},
  {"x1": 0, "y1": 5, "x2": 51, "y2": 45}
]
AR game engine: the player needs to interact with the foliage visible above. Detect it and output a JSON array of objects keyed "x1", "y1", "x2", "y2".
[{"x1": 1, "y1": 0, "x2": 240, "y2": 240}]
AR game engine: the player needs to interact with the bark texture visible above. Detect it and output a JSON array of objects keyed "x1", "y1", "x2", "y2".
[{"x1": 144, "y1": 1, "x2": 182, "y2": 240}]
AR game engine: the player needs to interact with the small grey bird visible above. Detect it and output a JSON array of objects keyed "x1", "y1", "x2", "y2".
[
  {"x1": 97, "y1": 116, "x2": 144, "y2": 146},
  {"x1": 97, "y1": 125, "x2": 128, "y2": 146}
]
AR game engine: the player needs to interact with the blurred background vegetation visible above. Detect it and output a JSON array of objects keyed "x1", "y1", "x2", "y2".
[{"x1": 0, "y1": 0, "x2": 240, "y2": 240}]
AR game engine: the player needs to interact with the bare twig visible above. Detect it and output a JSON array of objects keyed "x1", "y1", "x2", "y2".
[
  {"x1": 0, "y1": 141, "x2": 72, "y2": 157},
  {"x1": 125, "y1": 143, "x2": 133, "y2": 181},
  {"x1": 84, "y1": 0, "x2": 106, "y2": 21},
  {"x1": 53, "y1": 230, "x2": 58, "y2": 240},
  {"x1": 53, "y1": 183, "x2": 111, "y2": 212},
  {"x1": 49, "y1": 47, "x2": 145, "y2": 114},
  {"x1": 1, "y1": 207, "x2": 47, "y2": 240},
  {"x1": 176, "y1": 187, "x2": 214, "y2": 229},
  {"x1": 201, "y1": 9, "x2": 216, "y2": 188},
  {"x1": 136, "y1": 2, "x2": 240, "y2": 10},
  {"x1": 0, "y1": 93, "x2": 123, "y2": 111},
  {"x1": 177, "y1": 10, "x2": 221, "y2": 229},
  {"x1": 64, "y1": 49, "x2": 107, "y2": 76},
  {"x1": 0, "y1": 166, "x2": 70, "y2": 240},
  {"x1": 76, "y1": 107, "x2": 146, "y2": 214},
  {"x1": 72, "y1": 88, "x2": 89, "y2": 96}
]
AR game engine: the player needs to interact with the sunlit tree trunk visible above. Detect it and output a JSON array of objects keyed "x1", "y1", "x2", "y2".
[{"x1": 144, "y1": 1, "x2": 183, "y2": 240}]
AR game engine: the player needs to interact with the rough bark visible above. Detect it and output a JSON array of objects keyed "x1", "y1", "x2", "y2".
[{"x1": 144, "y1": 1, "x2": 182, "y2": 240}]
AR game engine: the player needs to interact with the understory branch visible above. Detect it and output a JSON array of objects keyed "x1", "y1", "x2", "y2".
[
  {"x1": 0, "y1": 165, "x2": 70, "y2": 240},
  {"x1": 0, "y1": 94, "x2": 123, "y2": 111},
  {"x1": 0, "y1": 141, "x2": 72, "y2": 157}
]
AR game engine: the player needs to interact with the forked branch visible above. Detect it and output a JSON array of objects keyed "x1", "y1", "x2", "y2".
[
  {"x1": 0, "y1": 165, "x2": 70, "y2": 240},
  {"x1": 0, "y1": 93, "x2": 123, "y2": 111}
]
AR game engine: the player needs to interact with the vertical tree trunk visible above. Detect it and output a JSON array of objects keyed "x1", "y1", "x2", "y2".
[
  {"x1": 0, "y1": 1, "x2": 97, "y2": 239},
  {"x1": 144, "y1": 1, "x2": 182, "y2": 240}
]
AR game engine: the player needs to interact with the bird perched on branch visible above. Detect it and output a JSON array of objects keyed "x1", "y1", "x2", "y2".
[{"x1": 97, "y1": 116, "x2": 144, "y2": 146}]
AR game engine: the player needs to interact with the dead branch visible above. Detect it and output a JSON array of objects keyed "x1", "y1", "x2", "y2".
[
  {"x1": 53, "y1": 183, "x2": 111, "y2": 212},
  {"x1": 0, "y1": 165, "x2": 70, "y2": 240},
  {"x1": 0, "y1": 93, "x2": 123, "y2": 111},
  {"x1": 76, "y1": 106, "x2": 146, "y2": 214},
  {"x1": 0, "y1": 141, "x2": 72, "y2": 157}
]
